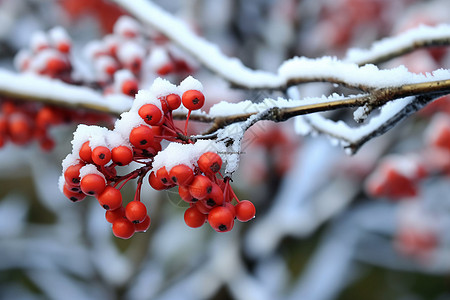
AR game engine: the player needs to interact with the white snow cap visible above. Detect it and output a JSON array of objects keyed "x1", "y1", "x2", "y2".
[
  {"x1": 113, "y1": 16, "x2": 141, "y2": 38},
  {"x1": 13, "y1": 49, "x2": 31, "y2": 71},
  {"x1": 79, "y1": 164, "x2": 106, "y2": 182},
  {"x1": 114, "y1": 111, "x2": 147, "y2": 139},
  {"x1": 148, "y1": 47, "x2": 171, "y2": 71},
  {"x1": 117, "y1": 41, "x2": 146, "y2": 65},
  {"x1": 113, "y1": 69, "x2": 136, "y2": 92},
  {"x1": 131, "y1": 89, "x2": 162, "y2": 112},
  {"x1": 179, "y1": 76, "x2": 203, "y2": 94},
  {"x1": 48, "y1": 26, "x2": 70, "y2": 45},
  {"x1": 152, "y1": 140, "x2": 226, "y2": 172},
  {"x1": 71, "y1": 124, "x2": 110, "y2": 157},
  {"x1": 84, "y1": 40, "x2": 107, "y2": 61},
  {"x1": 149, "y1": 77, "x2": 180, "y2": 98},
  {"x1": 61, "y1": 153, "x2": 81, "y2": 173},
  {"x1": 30, "y1": 31, "x2": 49, "y2": 52},
  {"x1": 28, "y1": 48, "x2": 65, "y2": 73}
]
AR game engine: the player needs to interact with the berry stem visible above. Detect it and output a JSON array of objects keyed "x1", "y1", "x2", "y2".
[{"x1": 184, "y1": 110, "x2": 192, "y2": 136}]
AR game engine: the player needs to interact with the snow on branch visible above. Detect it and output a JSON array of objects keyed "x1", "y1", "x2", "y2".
[
  {"x1": 0, "y1": 69, "x2": 131, "y2": 116},
  {"x1": 112, "y1": 0, "x2": 450, "y2": 90},
  {"x1": 345, "y1": 24, "x2": 450, "y2": 66}
]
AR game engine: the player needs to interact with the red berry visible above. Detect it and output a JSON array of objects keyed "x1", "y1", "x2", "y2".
[
  {"x1": 63, "y1": 184, "x2": 86, "y2": 202},
  {"x1": 64, "y1": 163, "x2": 84, "y2": 186},
  {"x1": 198, "y1": 152, "x2": 222, "y2": 175},
  {"x1": 184, "y1": 207, "x2": 206, "y2": 228},
  {"x1": 138, "y1": 104, "x2": 163, "y2": 126},
  {"x1": 182, "y1": 90, "x2": 205, "y2": 110},
  {"x1": 111, "y1": 145, "x2": 133, "y2": 166},
  {"x1": 189, "y1": 175, "x2": 213, "y2": 199},
  {"x1": 194, "y1": 200, "x2": 213, "y2": 214},
  {"x1": 157, "y1": 63, "x2": 174, "y2": 75},
  {"x1": 148, "y1": 171, "x2": 169, "y2": 190},
  {"x1": 36, "y1": 106, "x2": 59, "y2": 128},
  {"x1": 235, "y1": 200, "x2": 256, "y2": 222},
  {"x1": 169, "y1": 164, "x2": 194, "y2": 186},
  {"x1": 57, "y1": 41, "x2": 71, "y2": 53},
  {"x1": 105, "y1": 206, "x2": 125, "y2": 223},
  {"x1": 79, "y1": 141, "x2": 93, "y2": 163},
  {"x1": 134, "y1": 215, "x2": 151, "y2": 232},
  {"x1": 46, "y1": 57, "x2": 68, "y2": 74},
  {"x1": 91, "y1": 146, "x2": 111, "y2": 166},
  {"x1": 80, "y1": 173, "x2": 106, "y2": 196},
  {"x1": 202, "y1": 183, "x2": 224, "y2": 209},
  {"x1": 156, "y1": 166, "x2": 174, "y2": 186},
  {"x1": 97, "y1": 186, "x2": 123, "y2": 210},
  {"x1": 208, "y1": 206, "x2": 235, "y2": 232},
  {"x1": 129, "y1": 125, "x2": 154, "y2": 149},
  {"x1": 112, "y1": 218, "x2": 135, "y2": 239},
  {"x1": 166, "y1": 94, "x2": 181, "y2": 110},
  {"x1": 178, "y1": 185, "x2": 196, "y2": 203},
  {"x1": 8, "y1": 114, "x2": 33, "y2": 145},
  {"x1": 122, "y1": 79, "x2": 139, "y2": 96},
  {"x1": 125, "y1": 201, "x2": 147, "y2": 224}
]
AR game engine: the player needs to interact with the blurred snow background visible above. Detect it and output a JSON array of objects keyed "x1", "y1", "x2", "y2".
[{"x1": 1, "y1": 0, "x2": 450, "y2": 299}]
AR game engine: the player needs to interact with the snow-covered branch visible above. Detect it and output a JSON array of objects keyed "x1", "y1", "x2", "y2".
[
  {"x1": 111, "y1": 0, "x2": 450, "y2": 90},
  {"x1": 0, "y1": 69, "x2": 131, "y2": 116}
]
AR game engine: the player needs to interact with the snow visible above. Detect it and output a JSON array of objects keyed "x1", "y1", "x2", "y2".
[
  {"x1": 131, "y1": 89, "x2": 161, "y2": 112},
  {"x1": 113, "y1": 0, "x2": 450, "y2": 89},
  {"x1": 345, "y1": 24, "x2": 450, "y2": 65},
  {"x1": 13, "y1": 49, "x2": 30, "y2": 71},
  {"x1": 207, "y1": 93, "x2": 353, "y2": 117},
  {"x1": 71, "y1": 124, "x2": 109, "y2": 155},
  {"x1": 83, "y1": 40, "x2": 107, "y2": 60},
  {"x1": 113, "y1": 15, "x2": 141, "y2": 38},
  {"x1": 113, "y1": 69, "x2": 135, "y2": 93},
  {"x1": 179, "y1": 76, "x2": 203, "y2": 93},
  {"x1": 30, "y1": 31, "x2": 49, "y2": 52},
  {"x1": 117, "y1": 40, "x2": 145, "y2": 65},
  {"x1": 148, "y1": 77, "x2": 180, "y2": 98},
  {"x1": 0, "y1": 69, "x2": 132, "y2": 114},
  {"x1": 299, "y1": 97, "x2": 416, "y2": 150},
  {"x1": 61, "y1": 153, "x2": 81, "y2": 173},
  {"x1": 152, "y1": 140, "x2": 225, "y2": 172},
  {"x1": 114, "y1": 111, "x2": 147, "y2": 139},
  {"x1": 278, "y1": 56, "x2": 450, "y2": 89},
  {"x1": 48, "y1": 26, "x2": 70, "y2": 45},
  {"x1": 147, "y1": 47, "x2": 171, "y2": 71},
  {"x1": 79, "y1": 164, "x2": 106, "y2": 182},
  {"x1": 106, "y1": 130, "x2": 130, "y2": 149}
]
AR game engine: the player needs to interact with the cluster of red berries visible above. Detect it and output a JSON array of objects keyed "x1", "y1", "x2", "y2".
[
  {"x1": 366, "y1": 106, "x2": 450, "y2": 200},
  {"x1": 14, "y1": 16, "x2": 195, "y2": 99},
  {"x1": 61, "y1": 76, "x2": 254, "y2": 238},
  {"x1": 84, "y1": 15, "x2": 195, "y2": 97},
  {"x1": 15, "y1": 27, "x2": 72, "y2": 81},
  {"x1": 0, "y1": 99, "x2": 111, "y2": 150},
  {"x1": 150, "y1": 151, "x2": 256, "y2": 232}
]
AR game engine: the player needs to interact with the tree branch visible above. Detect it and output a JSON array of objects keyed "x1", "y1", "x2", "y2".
[{"x1": 111, "y1": 0, "x2": 450, "y2": 90}]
